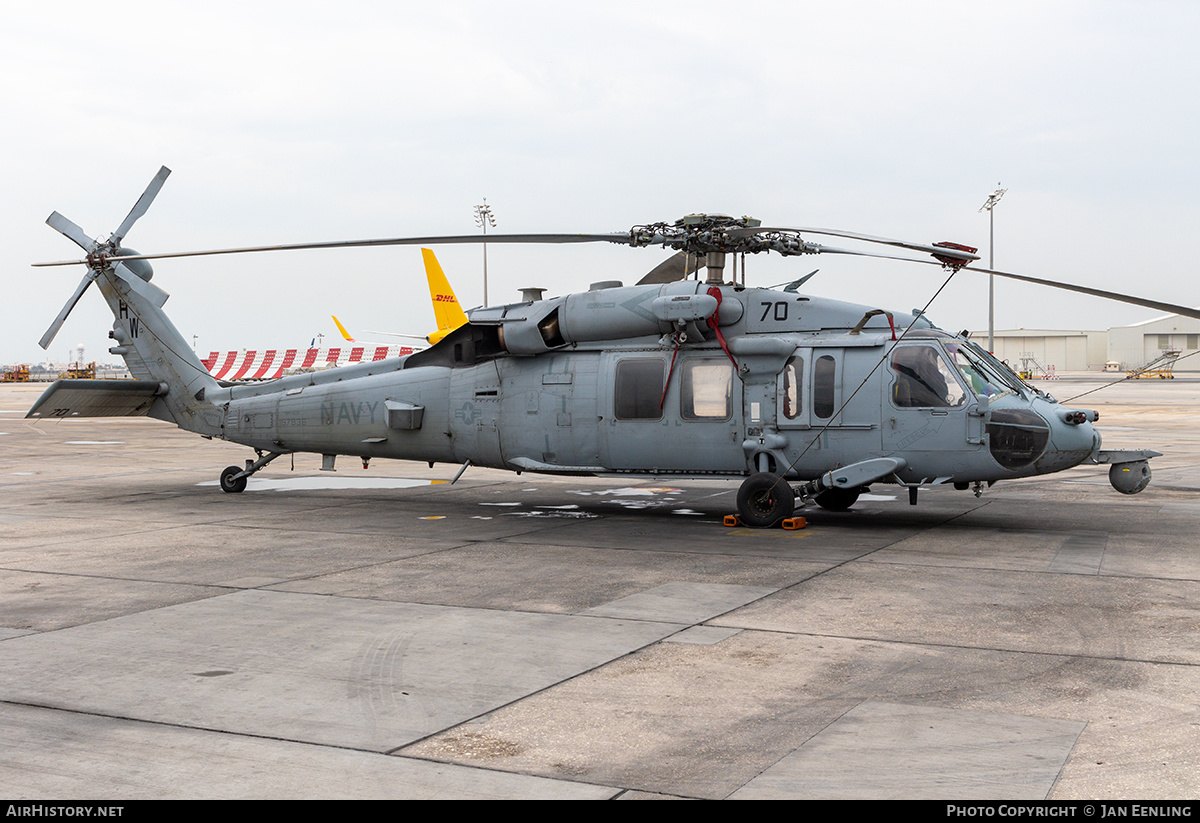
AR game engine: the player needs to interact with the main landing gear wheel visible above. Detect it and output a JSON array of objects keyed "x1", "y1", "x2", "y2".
[
  {"x1": 220, "y1": 465, "x2": 247, "y2": 494},
  {"x1": 814, "y1": 487, "x2": 860, "y2": 511},
  {"x1": 736, "y1": 472, "x2": 795, "y2": 528}
]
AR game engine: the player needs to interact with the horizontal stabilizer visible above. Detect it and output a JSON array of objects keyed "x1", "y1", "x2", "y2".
[{"x1": 26, "y1": 380, "x2": 169, "y2": 419}]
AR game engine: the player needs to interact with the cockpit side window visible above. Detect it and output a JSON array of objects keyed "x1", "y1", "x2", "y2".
[{"x1": 891, "y1": 345, "x2": 966, "y2": 408}]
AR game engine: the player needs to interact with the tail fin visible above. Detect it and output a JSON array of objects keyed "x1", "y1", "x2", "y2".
[
  {"x1": 30, "y1": 264, "x2": 222, "y2": 433},
  {"x1": 332, "y1": 315, "x2": 356, "y2": 342},
  {"x1": 31, "y1": 168, "x2": 221, "y2": 433},
  {"x1": 421, "y1": 248, "x2": 469, "y2": 345}
]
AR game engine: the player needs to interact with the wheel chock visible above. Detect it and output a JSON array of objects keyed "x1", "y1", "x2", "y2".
[{"x1": 724, "y1": 514, "x2": 805, "y2": 530}]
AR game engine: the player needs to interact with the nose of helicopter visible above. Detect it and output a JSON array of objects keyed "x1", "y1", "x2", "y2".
[{"x1": 1038, "y1": 403, "x2": 1102, "y2": 472}]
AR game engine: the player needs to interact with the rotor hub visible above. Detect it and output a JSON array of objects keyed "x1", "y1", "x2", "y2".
[{"x1": 629, "y1": 213, "x2": 823, "y2": 257}]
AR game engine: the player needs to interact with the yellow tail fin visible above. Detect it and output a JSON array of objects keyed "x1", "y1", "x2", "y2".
[
  {"x1": 331, "y1": 315, "x2": 355, "y2": 342},
  {"x1": 421, "y1": 248, "x2": 469, "y2": 344}
]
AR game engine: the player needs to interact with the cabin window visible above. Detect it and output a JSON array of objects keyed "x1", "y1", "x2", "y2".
[
  {"x1": 782, "y1": 356, "x2": 803, "y2": 419},
  {"x1": 891, "y1": 345, "x2": 966, "y2": 408},
  {"x1": 813, "y1": 355, "x2": 836, "y2": 419},
  {"x1": 615, "y1": 359, "x2": 664, "y2": 420},
  {"x1": 681, "y1": 360, "x2": 733, "y2": 421}
]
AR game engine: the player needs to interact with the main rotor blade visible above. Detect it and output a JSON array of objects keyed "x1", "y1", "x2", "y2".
[
  {"x1": 46, "y1": 211, "x2": 95, "y2": 252},
  {"x1": 802, "y1": 243, "x2": 931, "y2": 263},
  {"x1": 33, "y1": 232, "x2": 634, "y2": 267},
  {"x1": 875, "y1": 253, "x2": 1200, "y2": 322},
  {"x1": 965, "y1": 265, "x2": 1200, "y2": 322},
  {"x1": 729, "y1": 225, "x2": 979, "y2": 264},
  {"x1": 111, "y1": 166, "x2": 171, "y2": 244},
  {"x1": 39, "y1": 271, "x2": 96, "y2": 350},
  {"x1": 636, "y1": 251, "x2": 706, "y2": 285}
]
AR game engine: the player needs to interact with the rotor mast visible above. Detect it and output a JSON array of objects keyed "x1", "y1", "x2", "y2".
[{"x1": 705, "y1": 251, "x2": 726, "y2": 285}]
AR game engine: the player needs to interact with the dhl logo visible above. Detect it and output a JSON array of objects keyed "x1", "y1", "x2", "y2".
[{"x1": 434, "y1": 295, "x2": 457, "y2": 303}]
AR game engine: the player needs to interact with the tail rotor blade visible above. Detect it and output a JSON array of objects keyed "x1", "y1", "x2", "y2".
[
  {"x1": 46, "y1": 211, "x2": 95, "y2": 252},
  {"x1": 39, "y1": 271, "x2": 96, "y2": 350},
  {"x1": 111, "y1": 166, "x2": 171, "y2": 244}
]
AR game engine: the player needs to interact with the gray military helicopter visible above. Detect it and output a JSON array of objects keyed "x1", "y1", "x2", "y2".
[{"x1": 30, "y1": 167, "x2": 1185, "y2": 527}]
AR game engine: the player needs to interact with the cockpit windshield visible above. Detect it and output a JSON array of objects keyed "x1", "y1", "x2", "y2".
[{"x1": 944, "y1": 340, "x2": 1022, "y2": 400}]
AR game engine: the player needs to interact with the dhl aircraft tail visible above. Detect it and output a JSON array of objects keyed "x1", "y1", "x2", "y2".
[
  {"x1": 422, "y1": 248, "x2": 468, "y2": 345},
  {"x1": 330, "y1": 249, "x2": 468, "y2": 347}
]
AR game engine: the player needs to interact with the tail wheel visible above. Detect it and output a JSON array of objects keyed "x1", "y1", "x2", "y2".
[
  {"x1": 220, "y1": 465, "x2": 247, "y2": 494},
  {"x1": 736, "y1": 473, "x2": 795, "y2": 528},
  {"x1": 815, "y1": 487, "x2": 861, "y2": 511}
]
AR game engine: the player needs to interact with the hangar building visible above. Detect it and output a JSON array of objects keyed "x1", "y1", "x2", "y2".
[
  {"x1": 1106, "y1": 313, "x2": 1200, "y2": 372},
  {"x1": 970, "y1": 311, "x2": 1200, "y2": 373},
  {"x1": 967, "y1": 329, "x2": 1108, "y2": 372}
]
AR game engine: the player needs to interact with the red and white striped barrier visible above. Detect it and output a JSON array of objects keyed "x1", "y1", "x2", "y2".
[{"x1": 200, "y1": 345, "x2": 417, "y2": 381}]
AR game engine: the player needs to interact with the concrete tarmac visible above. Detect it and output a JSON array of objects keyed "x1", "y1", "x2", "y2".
[{"x1": 1, "y1": 377, "x2": 1198, "y2": 799}]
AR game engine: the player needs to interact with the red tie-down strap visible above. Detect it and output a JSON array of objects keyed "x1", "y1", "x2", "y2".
[
  {"x1": 661, "y1": 287, "x2": 742, "y2": 409},
  {"x1": 706, "y1": 287, "x2": 740, "y2": 372}
]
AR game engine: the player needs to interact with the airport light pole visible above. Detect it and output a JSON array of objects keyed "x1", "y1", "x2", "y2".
[
  {"x1": 474, "y1": 198, "x2": 497, "y2": 308},
  {"x1": 979, "y1": 185, "x2": 1007, "y2": 352}
]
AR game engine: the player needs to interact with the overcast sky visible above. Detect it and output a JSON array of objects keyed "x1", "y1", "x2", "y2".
[{"x1": 4, "y1": 0, "x2": 1199, "y2": 364}]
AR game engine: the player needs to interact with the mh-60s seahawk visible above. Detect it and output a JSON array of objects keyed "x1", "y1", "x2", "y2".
[{"x1": 30, "y1": 167, "x2": 1181, "y2": 527}]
